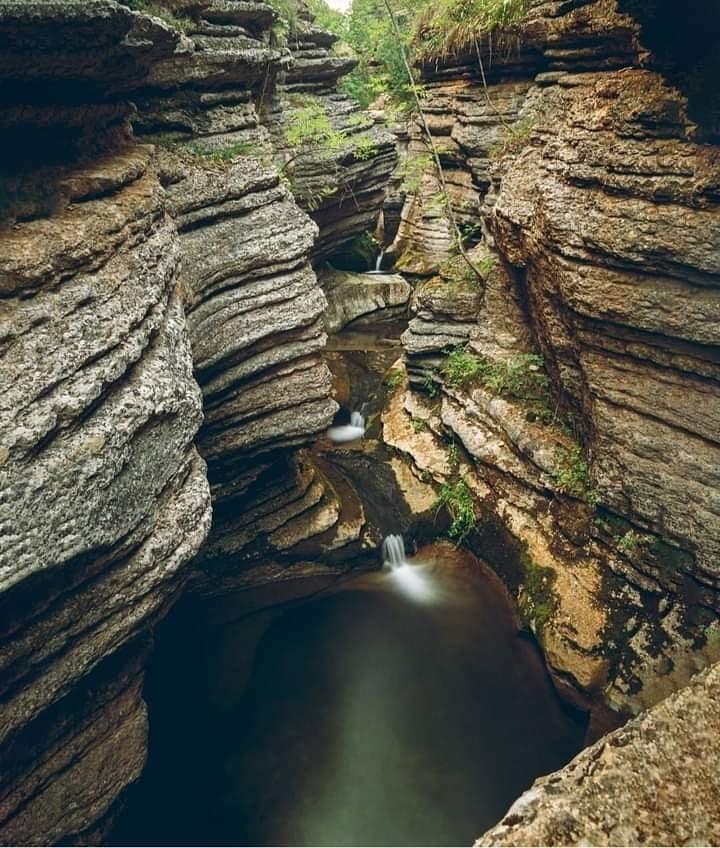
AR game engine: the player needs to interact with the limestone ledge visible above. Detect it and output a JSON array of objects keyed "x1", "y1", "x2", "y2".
[{"x1": 477, "y1": 660, "x2": 720, "y2": 847}]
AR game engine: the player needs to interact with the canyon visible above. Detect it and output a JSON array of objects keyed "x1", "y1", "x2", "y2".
[{"x1": 0, "y1": 0, "x2": 718, "y2": 845}]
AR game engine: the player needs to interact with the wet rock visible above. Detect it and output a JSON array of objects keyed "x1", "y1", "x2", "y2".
[
  {"x1": 319, "y1": 267, "x2": 411, "y2": 332},
  {"x1": 396, "y1": 0, "x2": 720, "y2": 714}
]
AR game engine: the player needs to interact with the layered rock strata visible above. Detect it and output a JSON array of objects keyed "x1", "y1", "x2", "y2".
[
  {"x1": 273, "y1": 5, "x2": 398, "y2": 258},
  {"x1": 0, "y1": 2, "x2": 211, "y2": 842},
  {"x1": 390, "y1": 0, "x2": 720, "y2": 716},
  {"x1": 319, "y1": 267, "x2": 411, "y2": 332},
  {"x1": 121, "y1": 0, "x2": 398, "y2": 590}
]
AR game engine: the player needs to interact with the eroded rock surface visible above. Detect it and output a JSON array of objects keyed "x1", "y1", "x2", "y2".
[
  {"x1": 392, "y1": 0, "x2": 720, "y2": 716},
  {"x1": 120, "y1": 0, "x2": 398, "y2": 589},
  {"x1": 0, "y1": 2, "x2": 211, "y2": 842},
  {"x1": 477, "y1": 660, "x2": 720, "y2": 847},
  {"x1": 273, "y1": 4, "x2": 398, "y2": 258},
  {"x1": 320, "y1": 267, "x2": 411, "y2": 332}
]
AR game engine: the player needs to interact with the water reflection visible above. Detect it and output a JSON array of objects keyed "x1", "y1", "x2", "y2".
[{"x1": 112, "y1": 544, "x2": 586, "y2": 847}]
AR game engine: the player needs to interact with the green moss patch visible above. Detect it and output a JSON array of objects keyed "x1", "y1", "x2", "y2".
[{"x1": 518, "y1": 553, "x2": 558, "y2": 636}]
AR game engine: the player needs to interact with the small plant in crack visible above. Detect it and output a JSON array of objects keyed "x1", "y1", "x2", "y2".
[{"x1": 433, "y1": 477, "x2": 477, "y2": 542}]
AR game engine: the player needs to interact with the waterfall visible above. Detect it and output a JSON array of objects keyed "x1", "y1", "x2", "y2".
[
  {"x1": 328, "y1": 411, "x2": 366, "y2": 443},
  {"x1": 382, "y1": 534, "x2": 406, "y2": 569},
  {"x1": 374, "y1": 249, "x2": 385, "y2": 272},
  {"x1": 382, "y1": 534, "x2": 437, "y2": 602}
]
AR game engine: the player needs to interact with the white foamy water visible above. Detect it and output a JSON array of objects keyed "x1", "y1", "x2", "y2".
[
  {"x1": 381, "y1": 533, "x2": 406, "y2": 567},
  {"x1": 387, "y1": 563, "x2": 438, "y2": 603},
  {"x1": 366, "y1": 248, "x2": 386, "y2": 275},
  {"x1": 382, "y1": 534, "x2": 438, "y2": 603},
  {"x1": 327, "y1": 411, "x2": 366, "y2": 443}
]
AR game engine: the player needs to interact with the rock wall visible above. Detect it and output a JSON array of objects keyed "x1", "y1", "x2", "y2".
[
  {"x1": 388, "y1": 0, "x2": 720, "y2": 716},
  {"x1": 120, "y1": 0, "x2": 396, "y2": 594},
  {"x1": 0, "y1": 3, "x2": 211, "y2": 842},
  {"x1": 273, "y1": 4, "x2": 398, "y2": 258},
  {"x1": 122, "y1": 0, "x2": 333, "y2": 591},
  {"x1": 477, "y1": 658, "x2": 720, "y2": 846},
  {"x1": 0, "y1": 0, "x2": 396, "y2": 840}
]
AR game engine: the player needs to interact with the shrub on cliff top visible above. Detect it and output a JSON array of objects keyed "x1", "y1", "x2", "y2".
[{"x1": 414, "y1": 0, "x2": 530, "y2": 60}]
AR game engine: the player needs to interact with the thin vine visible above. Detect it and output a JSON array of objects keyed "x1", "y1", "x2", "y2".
[{"x1": 380, "y1": 0, "x2": 485, "y2": 282}]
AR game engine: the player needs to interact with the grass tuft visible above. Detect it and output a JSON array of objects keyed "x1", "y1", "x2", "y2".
[{"x1": 433, "y1": 477, "x2": 477, "y2": 541}]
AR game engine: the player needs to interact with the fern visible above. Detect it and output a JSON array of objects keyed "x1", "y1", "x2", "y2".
[{"x1": 433, "y1": 477, "x2": 477, "y2": 541}]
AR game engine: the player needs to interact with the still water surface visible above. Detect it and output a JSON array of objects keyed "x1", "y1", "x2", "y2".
[{"x1": 113, "y1": 546, "x2": 586, "y2": 846}]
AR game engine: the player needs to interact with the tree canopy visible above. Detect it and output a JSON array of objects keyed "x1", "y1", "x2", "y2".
[{"x1": 303, "y1": 0, "x2": 530, "y2": 107}]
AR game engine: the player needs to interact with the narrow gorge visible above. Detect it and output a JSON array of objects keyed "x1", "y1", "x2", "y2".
[{"x1": 0, "y1": 0, "x2": 718, "y2": 845}]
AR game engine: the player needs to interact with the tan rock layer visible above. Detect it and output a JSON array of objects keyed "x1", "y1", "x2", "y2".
[{"x1": 395, "y1": 0, "x2": 720, "y2": 714}]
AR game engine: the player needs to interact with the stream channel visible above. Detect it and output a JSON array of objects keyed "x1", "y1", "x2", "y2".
[{"x1": 112, "y1": 317, "x2": 586, "y2": 846}]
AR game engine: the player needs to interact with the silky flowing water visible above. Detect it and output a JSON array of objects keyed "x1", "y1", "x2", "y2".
[
  {"x1": 114, "y1": 322, "x2": 586, "y2": 846},
  {"x1": 113, "y1": 543, "x2": 586, "y2": 847}
]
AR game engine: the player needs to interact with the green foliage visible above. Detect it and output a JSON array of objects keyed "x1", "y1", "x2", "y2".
[
  {"x1": 307, "y1": 0, "x2": 348, "y2": 37},
  {"x1": 422, "y1": 374, "x2": 440, "y2": 398},
  {"x1": 349, "y1": 113, "x2": 373, "y2": 129},
  {"x1": 411, "y1": 416, "x2": 428, "y2": 433},
  {"x1": 439, "y1": 254, "x2": 480, "y2": 288},
  {"x1": 290, "y1": 183, "x2": 338, "y2": 211},
  {"x1": 397, "y1": 153, "x2": 434, "y2": 194},
  {"x1": 269, "y1": 0, "x2": 529, "y2": 113},
  {"x1": 702, "y1": 621, "x2": 720, "y2": 647},
  {"x1": 519, "y1": 555, "x2": 557, "y2": 635},
  {"x1": 551, "y1": 444, "x2": 598, "y2": 505},
  {"x1": 616, "y1": 530, "x2": 654, "y2": 555},
  {"x1": 125, "y1": 0, "x2": 194, "y2": 31},
  {"x1": 433, "y1": 477, "x2": 477, "y2": 541},
  {"x1": 483, "y1": 353, "x2": 548, "y2": 399},
  {"x1": 352, "y1": 134, "x2": 379, "y2": 161},
  {"x1": 284, "y1": 99, "x2": 378, "y2": 182},
  {"x1": 266, "y1": 0, "x2": 299, "y2": 43},
  {"x1": 442, "y1": 347, "x2": 549, "y2": 403},
  {"x1": 414, "y1": 0, "x2": 530, "y2": 60},
  {"x1": 339, "y1": 0, "x2": 419, "y2": 108},
  {"x1": 442, "y1": 348, "x2": 488, "y2": 388},
  {"x1": 385, "y1": 368, "x2": 405, "y2": 389},
  {"x1": 477, "y1": 255, "x2": 497, "y2": 275},
  {"x1": 447, "y1": 442, "x2": 460, "y2": 468},
  {"x1": 490, "y1": 118, "x2": 535, "y2": 160},
  {"x1": 285, "y1": 102, "x2": 344, "y2": 149}
]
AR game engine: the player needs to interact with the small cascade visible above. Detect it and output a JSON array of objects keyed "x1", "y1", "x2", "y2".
[
  {"x1": 367, "y1": 249, "x2": 386, "y2": 275},
  {"x1": 327, "y1": 410, "x2": 366, "y2": 443},
  {"x1": 381, "y1": 533, "x2": 406, "y2": 569},
  {"x1": 382, "y1": 534, "x2": 438, "y2": 602}
]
